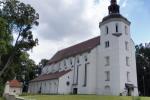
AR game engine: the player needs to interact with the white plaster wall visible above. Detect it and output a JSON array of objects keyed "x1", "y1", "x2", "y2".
[
  {"x1": 98, "y1": 18, "x2": 138, "y2": 96},
  {"x1": 9, "y1": 87, "x2": 22, "y2": 95},
  {"x1": 58, "y1": 71, "x2": 73, "y2": 94},
  {"x1": 4, "y1": 82, "x2": 10, "y2": 94}
]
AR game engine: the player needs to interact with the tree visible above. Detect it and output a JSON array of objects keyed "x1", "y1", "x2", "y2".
[
  {"x1": 0, "y1": 0, "x2": 39, "y2": 77},
  {"x1": 37, "y1": 59, "x2": 49, "y2": 75},
  {"x1": 13, "y1": 51, "x2": 37, "y2": 92},
  {"x1": 136, "y1": 43, "x2": 150, "y2": 96},
  {"x1": 0, "y1": 17, "x2": 13, "y2": 67}
]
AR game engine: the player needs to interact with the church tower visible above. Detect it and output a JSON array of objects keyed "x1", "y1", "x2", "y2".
[{"x1": 97, "y1": 0, "x2": 138, "y2": 96}]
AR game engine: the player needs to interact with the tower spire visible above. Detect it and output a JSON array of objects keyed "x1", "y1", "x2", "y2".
[{"x1": 108, "y1": 0, "x2": 120, "y2": 14}]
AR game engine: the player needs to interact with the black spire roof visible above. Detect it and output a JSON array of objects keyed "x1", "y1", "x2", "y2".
[
  {"x1": 99, "y1": 0, "x2": 130, "y2": 26},
  {"x1": 108, "y1": 0, "x2": 120, "y2": 14}
]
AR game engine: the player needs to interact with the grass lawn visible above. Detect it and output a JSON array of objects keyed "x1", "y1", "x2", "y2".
[
  {"x1": 22, "y1": 95, "x2": 150, "y2": 100},
  {"x1": 0, "y1": 97, "x2": 3, "y2": 100}
]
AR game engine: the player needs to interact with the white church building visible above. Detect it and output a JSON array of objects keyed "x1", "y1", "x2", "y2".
[{"x1": 29, "y1": 0, "x2": 138, "y2": 96}]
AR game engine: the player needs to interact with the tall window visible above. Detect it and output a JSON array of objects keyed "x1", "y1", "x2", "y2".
[
  {"x1": 83, "y1": 64, "x2": 87, "y2": 87},
  {"x1": 125, "y1": 26, "x2": 128, "y2": 35},
  {"x1": 126, "y1": 57, "x2": 130, "y2": 66},
  {"x1": 106, "y1": 26, "x2": 109, "y2": 34},
  {"x1": 127, "y1": 72, "x2": 130, "y2": 82},
  {"x1": 105, "y1": 56, "x2": 110, "y2": 66},
  {"x1": 105, "y1": 41, "x2": 109, "y2": 48},
  {"x1": 116, "y1": 23, "x2": 119, "y2": 32},
  {"x1": 77, "y1": 57, "x2": 80, "y2": 63},
  {"x1": 64, "y1": 60, "x2": 66, "y2": 66},
  {"x1": 70, "y1": 58, "x2": 72, "y2": 65},
  {"x1": 105, "y1": 71, "x2": 110, "y2": 81},
  {"x1": 125, "y1": 41, "x2": 129, "y2": 51}
]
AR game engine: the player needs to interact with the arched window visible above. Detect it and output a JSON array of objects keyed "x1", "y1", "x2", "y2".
[
  {"x1": 116, "y1": 23, "x2": 118, "y2": 32},
  {"x1": 106, "y1": 26, "x2": 109, "y2": 34}
]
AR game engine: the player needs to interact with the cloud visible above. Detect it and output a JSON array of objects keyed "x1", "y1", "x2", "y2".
[
  {"x1": 19, "y1": 0, "x2": 114, "y2": 63},
  {"x1": 121, "y1": 0, "x2": 128, "y2": 8}
]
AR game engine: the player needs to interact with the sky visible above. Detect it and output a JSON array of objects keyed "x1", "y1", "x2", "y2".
[{"x1": 19, "y1": 0, "x2": 150, "y2": 64}]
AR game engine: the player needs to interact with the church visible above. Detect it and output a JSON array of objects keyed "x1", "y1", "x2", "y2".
[{"x1": 28, "y1": 0, "x2": 138, "y2": 96}]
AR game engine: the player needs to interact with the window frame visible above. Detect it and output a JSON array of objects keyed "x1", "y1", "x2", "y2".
[
  {"x1": 127, "y1": 72, "x2": 130, "y2": 82},
  {"x1": 116, "y1": 23, "x2": 119, "y2": 33},
  {"x1": 105, "y1": 41, "x2": 110, "y2": 48},
  {"x1": 105, "y1": 56, "x2": 110, "y2": 66},
  {"x1": 105, "y1": 71, "x2": 110, "y2": 81},
  {"x1": 126, "y1": 56, "x2": 130, "y2": 66},
  {"x1": 106, "y1": 26, "x2": 109, "y2": 35}
]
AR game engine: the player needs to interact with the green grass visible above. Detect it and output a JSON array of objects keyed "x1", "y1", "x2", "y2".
[
  {"x1": 22, "y1": 95, "x2": 150, "y2": 100},
  {"x1": 0, "y1": 97, "x2": 3, "y2": 100}
]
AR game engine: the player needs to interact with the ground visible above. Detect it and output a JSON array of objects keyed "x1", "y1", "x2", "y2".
[
  {"x1": 0, "y1": 97, "x2": 3, "y2": 100},
  {"x1": 22, "y1": 95, "x2": 150, "y2": 100}
]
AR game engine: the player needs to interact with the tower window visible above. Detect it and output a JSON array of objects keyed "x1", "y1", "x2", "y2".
[
  {"x1": 125, "y1": 41, "x2": 129, "y2": 51},
  {"x1": 105, "y1": 56, "x2": 110, "y2": 66},
  {"x1": 106, "y1": 26, "x2": 109, "y2": 34},
  {"x1": 105, "y1": 41, "x2": 109, "y2": 48},
  {"x1": 125, "y1": 26, "x2": 128, "y2": 35},
  {"x1": 116, "y1": 23, "x2": 118, "y2": 32},
  {"x1": 127, "y1": 72, "x2": 130, "y2": 82},
  {"x1": 126, "y1": 57, "x2": 130, "y2": 66},
  {"x1": 105, "y1": 71, "x2": 110, "y2": 81}
]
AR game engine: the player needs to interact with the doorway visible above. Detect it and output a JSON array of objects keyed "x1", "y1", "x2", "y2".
[{"x1": 73, "y1": 88, "x2": 78, "y2": 94}]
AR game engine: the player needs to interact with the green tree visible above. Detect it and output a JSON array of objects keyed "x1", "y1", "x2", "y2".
[
  {"x1": 0, "y1": 0, "x2": 39, "y2": 77},
  {"x1": 38, "y1": 59, "x2": 49, "y2": 75},
  {"x1": 13, "y1": 51, "x2": 37, "y2": 92},
  {"x1": 0, "y1": 17, "x2": 12, "y2": 67},
  {"x1": 136, "y1": 43, "x2": 150, "y2": 96}
]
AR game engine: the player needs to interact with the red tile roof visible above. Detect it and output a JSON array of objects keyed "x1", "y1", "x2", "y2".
[
  {"x1": 48, "y1": 36, "x2": 100, "y2": 65},
  {"x1": 9, "y1": 80, "x2": 22, "y2": 88},
  {"x1": 30, "y1": 69, "x2": 71, "y2": 82}
]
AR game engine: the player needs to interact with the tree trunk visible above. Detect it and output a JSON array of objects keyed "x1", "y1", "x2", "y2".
[
  {"x1": 0, "y1": 55, "x2": 1, "y2": 65},
  {"x1": 0, "y1": 53, "x2": 15, "y2": 77}
]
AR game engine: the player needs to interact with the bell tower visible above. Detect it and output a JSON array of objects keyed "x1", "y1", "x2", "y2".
[{"x1": 97, "y1": 0, "x2": 138, "y2": 96}]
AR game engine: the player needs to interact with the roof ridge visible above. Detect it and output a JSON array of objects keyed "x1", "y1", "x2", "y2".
[{"x1": 48, "y1": 36, "x2": 100, "y2": 65}]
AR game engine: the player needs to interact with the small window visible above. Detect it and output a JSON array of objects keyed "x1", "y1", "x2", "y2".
[
  {"x1": 105, "y1": 71, "x2": 110, "y2": 81},
  {"x1": 105, "y1": 56, "x2": 110, "y2": 66},
  {"x1": 66, "y1": 81, "x2": 70, "y2": 86},
  {"x1": 125, "y1": 41, "x2": 129, "y2": 50},
  {"x1": 77, "y1": 57, "x2": 80, "y2": 63},
  {"x1": 127, "y1": 72, "x2": 130, "y2": 82},
  {"x1": 105, "y1": 41, "x2": 109, "y2": 48},
  {"x1": 106, "y1": 26, "x2": 109, "y2": 34},
  {"x1": 116, "y1": 23, "x2": 118, "y2": 32},
  {"x1": 64, "y1": 60, "x2": 66, "y2": 66},
  {"x1": 126, "y1": 57, "x2": 130, "y2": 66},
  {"x1": 70, "y1": 59, "x2": 72, "y2": 65},
  {"x1": 84, "y1": 55, "x2": 88, "y2": 61},
  {"x1": 125, "y1": 26, "x2": 128, "y2": 35}
]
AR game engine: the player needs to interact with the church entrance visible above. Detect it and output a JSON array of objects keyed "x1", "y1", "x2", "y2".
[
  {"x1": 125, "y1": 83, "x2": 134, "y2": 96},
  {"x1": 73, "y1": 88, "x2": 78, "y2": 94}
]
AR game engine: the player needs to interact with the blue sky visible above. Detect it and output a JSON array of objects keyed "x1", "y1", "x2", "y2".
[
  {"x1": 119, "y1": 0, "x2": 150, "y2": 44},
  {"x1": 20, "y1": 0, "x2": 150, "y2": 63}
]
